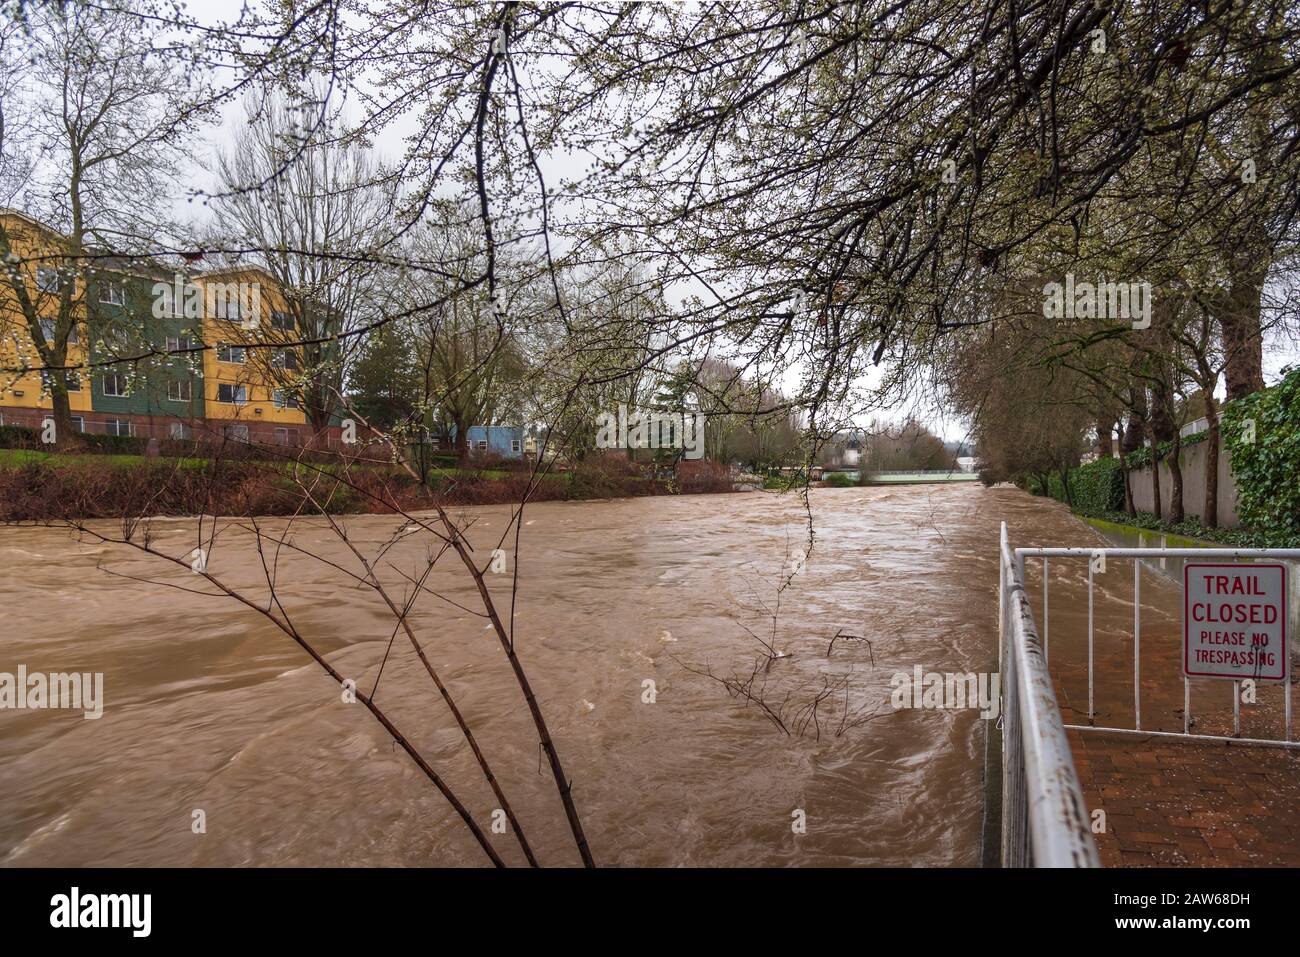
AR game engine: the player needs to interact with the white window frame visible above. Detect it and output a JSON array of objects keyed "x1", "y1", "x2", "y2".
[
  {"x1": 98, "y1": 282, "x2": 125, "y2": 306},
  {"x1": 105, "y1": 419, "x2": 133, "y2": 437},
  {"x1": 216, "y1": 343, "x2": 246, "y2": 364},
  {"x1": 70, "y1": 415, "x2": 84, "y2": 433},
  {"x1": 226, "y1": 423, "x2": 250, "y2": 442},
  {"x1": 165, "y1": 335, "x2": 192, "y2": 353},
  {"x1": 169, "y1": 422, "x2": 191, "y2": 440},
  {"x1": 211, "y1": 294, "x2": 243, "y2": 323},
  {"x1": 510, "y1": 439, "x2": 522, "y2": 454},
  {"x1": 217, "y1": 383, "x2": 248, "y2": 405},
  {"x1": 37, "y1": 318, "x2": 78, "y2": 345},
  {"x1": 102, "y1": 372, "x2": 129, "y2": 397},
  {"x1": 168, "y1": 379, "x2": 193, "y2": 402},
  {"x1": 476, "y1": 439, "x2": 488, "y2": 451},
  {"x1": 35, "y1": 267, "x2": 62, "y2": 293},
  {"x1": 272, "y1": 389, "x2": 298, "y2": 410}
]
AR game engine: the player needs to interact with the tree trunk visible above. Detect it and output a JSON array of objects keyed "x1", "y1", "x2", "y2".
[
  {"x1": 1121, "y1": 410, "x2": 1144, "y2": 455},
  {"x1": 306, "y1": 388, "x2": 333, "y2": 438},
  {"x1": 1058, "y1": 466, "x2": 1074, "y2": 508},
  {"x1": 1147, "y1": 423, "x2": 1163, "y2": 521},
  {"x1": 1166, "y1": 435, "x2": 1184, "y2": 524},
  {"x1": 49, "y1": 380, "x2": 74, "y2": 449},
  {"x1": 1203, "y1": 398, "x2": 1220, "y2": 528},
  {"x1": 454, "y1": 418, "x2": 471, "y2": 465},
  {"x1": 1220, "y1": 257, "x2": 1268, "y2": 401},
  {"x1": 1096, "y1": 417, "x2": 1114, "y2": 457},
  {"x1": 1150, "y1": 378, "x2": 1181, "y2": 521},
  {"x1": 1116, "y1": 424, "x2": 1135, "y2": 516}
]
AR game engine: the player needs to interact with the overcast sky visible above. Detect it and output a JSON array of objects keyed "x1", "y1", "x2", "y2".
[{"x1": 172, "y1": 1, "x2": 1299, "y2": 445}]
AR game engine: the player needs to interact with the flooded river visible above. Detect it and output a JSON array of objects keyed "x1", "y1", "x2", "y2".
[{"x1": 0, "y1": 484, "x2": 1146, "y2": 867}]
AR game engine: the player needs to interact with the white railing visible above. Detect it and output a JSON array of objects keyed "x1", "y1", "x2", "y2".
[
  {"x1": 998, "y1": 522, "x2": 1100, "y2": 867},
  {"x1": 1018, "y1": 543, "x2": 1300, "y2": 749}
]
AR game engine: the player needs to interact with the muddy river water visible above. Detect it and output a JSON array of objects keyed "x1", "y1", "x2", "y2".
[{"x1": 0, "y1": 484, "x2": 1168, "y2": 867}]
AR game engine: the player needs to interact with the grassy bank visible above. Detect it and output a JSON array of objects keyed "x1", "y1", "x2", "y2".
[
  {"x1": 1077, "y1": 508, "x2": 1300, "y2": 550},
  {"x1": 0, "y1": 454, "x2": 736, "y2": 521}
]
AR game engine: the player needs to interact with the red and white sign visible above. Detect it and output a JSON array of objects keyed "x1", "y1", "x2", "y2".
[{"x1": 1184, "y1": 563, "x2": 1288, "y2": 681}]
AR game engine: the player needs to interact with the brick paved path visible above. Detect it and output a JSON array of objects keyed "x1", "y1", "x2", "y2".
[
  {"x1": 1017, "y1": 533, "x2": 1300, "y2": 868},
  {"x1": 1069, "y1": 729, "x2": 1300, "y2": 866}
]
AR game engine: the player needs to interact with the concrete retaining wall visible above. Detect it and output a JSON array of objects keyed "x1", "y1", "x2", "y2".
[{"x1": 1129, "y1": 436, "x2": 1239, "y2": 527}]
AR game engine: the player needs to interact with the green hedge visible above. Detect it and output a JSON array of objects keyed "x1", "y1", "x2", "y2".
[
  {"x1": 1047, "y1": 456, "x2": 1125, "y2": 513},
  {"x1": 0, "y1": 424, "x2": 40, "y2": 449},
  {"x1": 0, "y1": 423, "x2": 146, "y2": 454},
  {"x1": 77, "y1": 432, "x2": 149, "y2": 454},
  {"x1": 1222, "y1": 365, "x2": 1300, "y2": 537}
]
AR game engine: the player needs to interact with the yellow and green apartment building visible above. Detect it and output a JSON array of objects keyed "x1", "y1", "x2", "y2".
[{"x1": 0, "y1": 209, "x2": 309, "y2": 445}]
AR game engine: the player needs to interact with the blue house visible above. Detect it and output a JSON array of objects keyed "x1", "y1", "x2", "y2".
[{"x1": 462, "y1": 425, "x2": 525, "y2": 459}]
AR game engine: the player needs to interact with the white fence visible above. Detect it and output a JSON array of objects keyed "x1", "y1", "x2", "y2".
[
  {"x1": 998, "y1": 522, "x2": 1101, "y2": 867},
  {"x1": 1019, "y1": 543, "x2": 1299, "y2": 749}
]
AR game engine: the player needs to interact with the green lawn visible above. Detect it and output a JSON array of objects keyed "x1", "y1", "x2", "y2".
[
  {"x1": 0, "y1": 448, "x2": 208, "y2": 469},
  {"x1": 0, "y1": 449, "x2": 553, "y2": 484}
]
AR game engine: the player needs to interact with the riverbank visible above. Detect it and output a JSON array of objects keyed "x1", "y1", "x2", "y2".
[
  {"x1": 1060, "y1": 504, "x2": 1300, "y2": 550},
  {"x1": 0, "y1": 451, "x2": 736, "y2": 521}
]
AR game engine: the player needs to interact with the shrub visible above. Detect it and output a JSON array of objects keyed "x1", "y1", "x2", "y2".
[
  {"x1": 0, "y1": 424, "x2": 41, "y2": 450},
  {"x1": 823, "y1": 471, "x2": 856, "y2": 488},
  {"x1": 0, "y1": 424, "x2": 148, "y2": 455},
  {"x1": 567, "y1": 456, "x2": 639, "y2": 499},
  {"x1": 1047, "y1": 457, "x2": 1124, "y2": 514},
  {"x1": 76, "y1": 432, "x2": 149, "y2": 455},
  {"x1": 674, "y1": 458, "x2": 733, "y2": 494}
]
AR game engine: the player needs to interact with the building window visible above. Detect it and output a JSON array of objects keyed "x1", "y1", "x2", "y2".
[
  {"x1": 165, "y1": 335, "x2": 192, "y2": 353},
  {"x1": 274, "y1": 427, "x2": 298, "y2": 446},
  {"x1": 168, "y1": 379, "x2": 193, "y2": 402},
  {"x1": 216, "y1": 343, "x2": 246, "y2": 364},
  {"x1": 217, "y1": 383, "x2": 247, "y2": 404},
  {"x1": 225, "y1": 424, "x2": 249, "y2": 442},
  {"x1": 71, "y1": 416, "x2": 84, "y2": 433},
  {"x1": 271, "y1": 349, "x2": 299, "y2": 370},
  {"x1": 271, "y1": 310, "x2": 295, "y2": 331},
  {"x1": 476, "y1": 439, "x2": 488, "y2": 451},
  {"x1": 510, "y1": 439, "x2": 521, "y2": 454},
  {"x1": 209, "y1": 287, "x2": 251, "y2": 324},
  {"x1": 35, "y1": 268, "x2": 65, "y2": 293},
  {"x1": 272, "y1": 389, "x2": 298, "y2": 409},
  {"x1": 40, "y1": 370, "x2": 81, "y2": 393},
  {"x1": 98, "y1": 282, "x2": 125, "y2": 306},
  {"x1": 102, "y1": 372, "x2": 128, "y2": 397},
  {"x1": 105, "y1": 418, "x2": 132, "y2": 437},
  {"x1": 169, "y1": 422, "x2": 191, "y2": 440},
  {"x1": 37, "y1": 318, "x2": 78, "y2": 345}
]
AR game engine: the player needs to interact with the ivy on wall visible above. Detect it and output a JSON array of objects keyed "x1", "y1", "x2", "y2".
[
  {"x1": 1123, "y1": 429, "x2": 1209, "y2": 470},
  {"x1": 1222, "y1": 365, "x2": 1300, "y2": 537}
]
